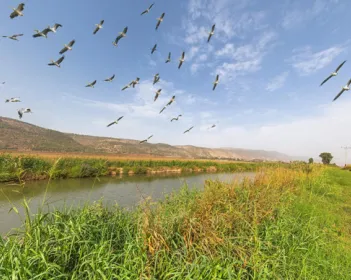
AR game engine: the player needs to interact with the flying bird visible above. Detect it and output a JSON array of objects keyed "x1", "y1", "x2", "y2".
[
  {"x1": 107, "y1": 116, "x2": 124, "y2": 127},
  {"x1": 213, "y1": 74, "x2": 219, "y2": 91},
  {"x1": 166, "y1": 95, "x2": 175, "y2": 106},
  {"x1": 151, "y1": 44, "x2": 157, "y2": 54},
  {"x1": 165, "y1": 52, "x2": 171, "y2": 63},
  {"x1": 113, "y1": 27, "x2": 128, "y2": 46},
  {"x1": 18, "y1": 108, "x2": 32, "y2": 119},
  {"x1": 5, "y1": 97, "x2": 21, "y2": 103},
  {"x1": 207, "y1": 24, "x2": 216, "y2": 43},
  {"x1": 140, "y1": 135, "x2": 153, "y2": 144},
  {"x1": 159, "y1": 106, "x2": 166, "y2": 114},
  {"x1": 153, "y1": 73, "x2": 160, "y2": 85},
  {"x1": 33, "y1": 28, "x2": 50, "y2": 38},
  {"x1": 141, "y1": 3, "x2": 155, "y2": 15},
  {"x1": 10, "y1": 3, "x2": 25, "y2": 19},
  {"x1": 59, "y1": 40, "x2": 75, "y2": 54},
  {"x1": 208, "y1": 124, "x2": 216, "y2": 130},
  {"x1": 104, "y1": 74, "x2": 115, "y2": 82},
  {"x1": 155, "y1": 13, "x2": 165, "y2": 30},
  {"x1": 171, "y1": 115, "x2": 182, "y2": 122},
  {"x1": 93, "y1": 20, "x2": 104, "y2": 35},
  {"x1": 183, "y1": 126, "x2": 194, "y2": 134},
  {"x1": 48, "y1": 56, "x2": 65, "y2": 68},
  {"x1": 154, "y1": 89, "x2": 162, "y2": 102},
  {"x1": 320, "y1": 60, "x2": 347, "y2": 87},
  {"x1": 333, "y1": 78, "x2": 351, "y2": 102},
  {"x1": 1, "y1": 82, "x2": 5, "y2": 85},
  {"x1": 178, "y1": 52, "x2": 185, "y2": 69},
  {"x1": 86, "y1": 80, "x2": 97, "y2": 88},
  {"x1": 2, "y1": 34, "x2": 23, "y2": 41},
  {"x1": 48, "y1": 24, "x2": 63, "y2": 33}
]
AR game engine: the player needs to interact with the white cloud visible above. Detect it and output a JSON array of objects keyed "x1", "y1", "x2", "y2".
[
  {"x1": 266, "y1": 72, "x2": 289, "y2": 92},
  {"x1": 282, "y1": 0, "x2": 330, "y2": 29},
  {"x1": 289, "y1": 45, "x2": 345, "y2": 75},
  {"x1": 215, "y1": 31, "x2": 277, "y2": 80}
]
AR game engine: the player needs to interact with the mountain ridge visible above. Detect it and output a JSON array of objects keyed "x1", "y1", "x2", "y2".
[{"x1": 0, "y1": 117, "x2": 297, "y2": 161}]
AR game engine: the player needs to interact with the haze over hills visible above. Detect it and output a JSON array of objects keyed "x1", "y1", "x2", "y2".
[{"x1": 0, "y1": 117, "x2": 300, "y2": 161}]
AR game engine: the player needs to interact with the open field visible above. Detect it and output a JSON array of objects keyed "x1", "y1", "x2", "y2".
[
  {"x1": 1, "y1": 166, "x2": 350, "y2": 279},
  {"x1": 0, "y1": 153, "x2": 284, "y2": 183}
]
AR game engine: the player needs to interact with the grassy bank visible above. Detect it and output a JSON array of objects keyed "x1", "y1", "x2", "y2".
[
  {"x1": 0, "y1": 153, "x2": 284, "y2": 183},
  {"x1": 1, "y1": 166, "x2": 350, "y2": 279}
]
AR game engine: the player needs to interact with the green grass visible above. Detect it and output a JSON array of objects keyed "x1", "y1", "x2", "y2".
[
  {"x1": 1, "y1": 166, "x2": 350, "y2": 279},
  {"x1": 0, "y1": 153, "x2": 287, "y2": 183}
]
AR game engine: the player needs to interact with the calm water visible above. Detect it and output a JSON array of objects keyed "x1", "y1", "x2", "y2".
[{"x1": 0, "y1": 172, "x2": 255, "y2": 234}]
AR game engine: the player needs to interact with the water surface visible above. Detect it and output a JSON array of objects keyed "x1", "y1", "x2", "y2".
[{"x1": 0, "y1": 172, "x2": 255, "y2": 234}]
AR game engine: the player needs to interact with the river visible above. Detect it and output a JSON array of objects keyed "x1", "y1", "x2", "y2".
[{"x1": 0, "y1": 172, "x2": 255, "y2": 234}]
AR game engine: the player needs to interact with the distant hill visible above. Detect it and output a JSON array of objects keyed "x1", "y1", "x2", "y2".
[{"x1": 0, "y1": 117, "x2": 296, "y2": 161}]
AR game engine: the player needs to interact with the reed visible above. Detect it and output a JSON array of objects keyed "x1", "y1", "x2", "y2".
[
  {"x1": 0, "y1": 153, "x2": 285, "y2": 183},
  {"x1": 1, "y1": 166, "x2": 350, "y2": 279}
]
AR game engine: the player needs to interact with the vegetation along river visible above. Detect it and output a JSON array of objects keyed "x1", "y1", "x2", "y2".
[{"x1": 0, "y1": 172, "x2": 255, "y2": 234}]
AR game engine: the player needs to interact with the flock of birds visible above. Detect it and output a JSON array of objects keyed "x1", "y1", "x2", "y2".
[
  {"x1": 1, "y1": 3, "x2": 348, "y2": 144},
  {"x1": 2, "y1": 2, "x2": 220, "y2": 144}
]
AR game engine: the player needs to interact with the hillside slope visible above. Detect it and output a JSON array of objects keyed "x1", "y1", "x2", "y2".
[{"x1": 0, "y1": 117, "x2": 293, "y2": 161}]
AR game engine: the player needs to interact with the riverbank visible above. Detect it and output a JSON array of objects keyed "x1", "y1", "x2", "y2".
[
  {"x1": 1, "y1": 166, "x2": 350, "y2": 278},
  {"x1": 0, "y1": 153, "x2": 285, "y2": 183}
]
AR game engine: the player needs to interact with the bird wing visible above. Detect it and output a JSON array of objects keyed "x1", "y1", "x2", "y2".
[
  {"x1": 33, "y1": 33, "x2": 41, "y2": 38},
  {"x1": 59, "y1": 46, "x2": 68, "y2": 55},
  {"x1": 149, "y1": 3, "x2": 155, "y2": 9},
  {"x1": 216, "y1": 74, "x2": 219, "y2": 81},
  {"x1": 148, "y1": 135, "x2": 153, "y2": 140},
  {"x1": 14, "y1": 34, "x2": 23, "y2": 37},
  {"x1": 10, "y1": 11, "x2": 17, "y2": 19},
  {"x1": 18, "y1": 110, "x2": 23, "y2": 119},
  {"x1": 121, "y1": 85, "x2": 129, "y2": 91},
  {"x1": 181, "y1": 52, "x2": 185, "y2": 59},
  {"x1": 57, "y1": 56, "x2": 65, "y2": 64},
  {"x1": 155, "y1": 21, "x2": 161, "y2": 30},
  {"x1": 107, "y1": 122, "x2": 115, "y2": 127},
  {"x1": 154, "y1": 94, "x2": 158, "y2": 102},
  {"x1": 178, "y1": 61, "x2": 183, "y2": 69},
  {"x1": 171, "y1": 118, "x2": 175, "y2": 122},
  {"x1": 347, "y1": 78, "x2": 351, "y2": 87},
  {"x1": 139, "y1": 140, "x2": 147, "y2": 144},
  {"x1": 141, "y1": 10, "x2": 148, "y2": 15},
  {"x1": 100, "y1": 20, "x2": 104, "y2": 25},
  {"x1": 207, "y1": 34, "x2": 212, "y2": 43},
  {"x1": 117, "y1": 116, "x2": 124, "y2": 121},
  {"x1": 17, "y1": 3, "x2": 25, "y2": 12},
  {"x1": 93, "y1": 26, "x2": 99, "y2": 34},
  {"x1": 168, "y1": 52, "x2": 171, "y2": 59},
  {"x1": 335, "y1": 60, "x2": 346, "y2": 73},
  {"x1": 54, "y1": 23, "x2": 62, "y2": 30},
  {"x1": 159, "y1": 107, "x2": 166, "y2": 114},
  {"x1": 48, "y1": 62, "x2": 55, "y2": 66},
  {"x1": 333, "y1": 89, "x2": 345, "y2": 102},
  {"x1": 68, "y1": 40, "x2": 75, "y2": 47},
  {"x1": 160, "y1": 13, "x2": 165, "y2": 19},
  {"x1": 123, "y1": 27, "x2": 128, "y2": 34},
  {"x1": 115, "y1": 34, "x2": 123, "y2": 43},
  {"x1": 213, "y1": 84, "x2": 217, "y2": 91},
  {"x1": 320, "y1": 75, "x2": 333, "y2": 86},
  {"x1": 212, "y1": 24, "x2": 216, "y2": 32},
  {"x1": 92, "y1": 80, "x2": 97, "y2": 85},
  {"x1": 110, "y1": 74, "x2": 115, "y2": 80},
  {"x1": 42, "y1": 28, "x2": 50, "y2": 35}
]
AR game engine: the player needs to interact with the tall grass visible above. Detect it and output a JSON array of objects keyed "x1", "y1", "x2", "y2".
[
  {"x1": 1, "y1": 166, "x2": 350, "y2": 279},
  {"x1": 0, "y1": 153, "x2": 286, "y2": 183}
]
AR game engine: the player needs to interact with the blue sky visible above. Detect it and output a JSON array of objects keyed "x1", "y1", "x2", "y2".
[{"x1": 1, "y1": 0, "x2": 351, "y2": 163}]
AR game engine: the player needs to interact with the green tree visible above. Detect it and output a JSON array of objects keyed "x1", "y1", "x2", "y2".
[
  {"x1": 319, "y1": 153, "x2": 333, "y2": 165},
  {"x1": 308, "y1": 158, "x2": 314, "y2": 164}
]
